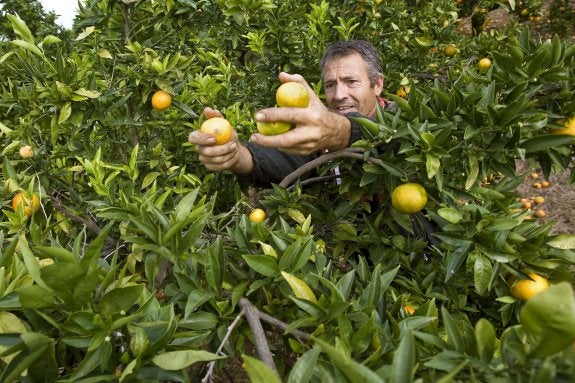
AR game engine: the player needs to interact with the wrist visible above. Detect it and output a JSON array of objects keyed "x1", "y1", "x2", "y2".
[{"x1": 230, "y1": 144, "x2": 254, "y2": 175}]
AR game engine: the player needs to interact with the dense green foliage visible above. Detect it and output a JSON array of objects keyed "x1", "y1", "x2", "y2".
[{"x1": 0, "y1": 0, "x2": 574, "y2": 381}]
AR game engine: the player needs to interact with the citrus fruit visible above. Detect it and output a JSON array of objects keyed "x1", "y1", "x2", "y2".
[
  {"x1": 478, "y1": 58, "x2": 492, "y2": 71},
  {"x1": 11, "y1": 192, "x2": 41, "y2": 217},
  {"x1": 509, "y1": 272, "x2": 549, "y2": 301},
  {"x1": 199, "y1": 117, "x2": 234, "y2": 145},
  {"x1": 391, "y1": 183, "x2": 428, "y2": 214},
  {"x1": 151, "y1": 90, "x2": 172, "y2": 111},
  {"x1": 19, "y1": 145, "x2": 34, "y2": 159},
  {"x1": 404, "y1": 305, "x2": 415, "y2": 315},
  {"x1": 248, "y1": 208, "x2": 266, "y2": 223},
  {"x1": 396, "y1": 86, "x2": 410, "y2": 99},
  {"x1": 256, "y1": 120, "x2": 292, "y2": 136},
  {"x1": 534, "y1": 209, "x2": 546, "y2": 218},
  {"x1": 275, "y1": 82, "x2": 309, "y2": 108},
  {"x1": 533, "y1": 196, "x2": 544, "y2": 205},
  {"x1": 550, "y1": 117, "x2": 575, "y2": 141},
  {"x1": 444, "y1": 44, "x2": 458, "y2": 57}
]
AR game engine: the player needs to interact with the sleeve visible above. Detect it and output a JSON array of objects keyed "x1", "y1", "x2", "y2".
[{"x1": 234, "y1": 142, "x2": 318, "y2": 187}]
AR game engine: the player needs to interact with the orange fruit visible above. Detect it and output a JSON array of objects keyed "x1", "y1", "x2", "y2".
[
  {"x1": 199, "y1": 117, "x2": 234, "y2": 145},
  {"x1": 550, "y1": 117, "x2": 575, "y2": 142},
  {"x1": 12, "y1": 192, "x2": 41, "y2": 217},
  {"x1": 532, "y1": 182, "x2": 542, "y2": 189},
  {"x1": 391, "y1": 183, "x2": 428, "y2": 214},
  {"x1": 443, "y1": 44, "x2": 458, "y2": 57},
  {"x1": 533, "y1": 196, "x2": 544, "y2": 205},
  {"x1": 19, "y1": 145, "x2": 34, "y2": 159},
  {"x1": 530, "y1": 172, "x2": 539, "y2": 179},
  {"x1": 404, "y1": 305, "x2": 415, "y2": 315},
  {"x1": 541, "y1": 180, "x2": 550, "y2": 188},
  {"x1": 275, "y1": 82, "x2": 309, "y2": 108},
  {"x1": 520, "y1": 8, "x2": 529, "y2": 17},
  {"x1": 151, "y1": 90, "x2": 172, "y2": 111},
  {"x1": 509, "y1": 272, "x2": 549, "y2": 301},
  {"x1": 396, "y1": 86, "x2": 410, "y2": 99},
  {"x1": 248, "y1": 208, "x2": 266, "y2": 223},
  {"x1": 478, "y1": 58, "x2": 492, "y2": 71},
  {"x1": 256, "y1": 120, "x2": 292, "y2": 136},
  {"x1": 521, "y1": 200, "x2": 532, "y2": 209},
  {"x1": 534, "y1": 209, "x2": 546, "y2": 218}
]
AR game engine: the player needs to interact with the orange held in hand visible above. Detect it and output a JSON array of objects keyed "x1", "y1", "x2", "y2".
[
  {"x1": 151, "y1": 90, "x2": 172, "y2": 111},
  {"x1": 275, "y1": 82, "x2": 309, "y2": 108},
  {"x1": 199, "y1": 117, "x2": 234, "y2": 145}
]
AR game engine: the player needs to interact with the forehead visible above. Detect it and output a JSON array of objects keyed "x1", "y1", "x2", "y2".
[{"x1": 322, "y1": 53, "x2": 369, "y2": 81}]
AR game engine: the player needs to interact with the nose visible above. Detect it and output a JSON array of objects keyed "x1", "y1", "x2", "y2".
[{"x1": 333, "y1": 83, "x2": 348, "y2": 100}]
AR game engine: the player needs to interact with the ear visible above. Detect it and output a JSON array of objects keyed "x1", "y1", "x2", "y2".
[{"x1": 374, "y1": 73, "x2": 384, "y2": 95}]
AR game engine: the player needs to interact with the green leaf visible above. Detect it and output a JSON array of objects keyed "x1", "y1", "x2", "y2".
[
  {"x1": 98, "y1": 285, "x2": 145, "y2": 317},
  {"x1": 243, "y1": 254, "x2": 279, "y2": 277},
  {"x1": 437, "y1": 208, "x2": 463, "y2": 224},
  {"x1": 547, "y1": 234, "x2": 575, "y2": 249},
  {"x1": 241, "y1": 354, "x2": 282, "y2": 383},
  {"x1": 312, "y1": 337, "x2": 384, "y2": 383},
  {"x1": 287, "y1": 346, "x2": 321, "y2": 383},
  {"x1": 520, "y1": 134, "x2": 575, "y2": 153},
  {"x1": 475, "y1": 319, "x2": 496, "y2": 363},
  {"x1": 473, "y1": 253, "x2": 493, "y2": 297},
  {"x1": 520, "y1": 282, "x2": 575, "y2": 357},
  {"x1": 152, "y1": 350, "x2": 224, "y2": 370},
  {"x1": 390, "y1": 331, "x2": 416, "y2": 383}
]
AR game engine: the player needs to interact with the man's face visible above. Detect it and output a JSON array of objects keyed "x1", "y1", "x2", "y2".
[{"x1": 322, "y1": 53, "x2": 383, "y2": 118}]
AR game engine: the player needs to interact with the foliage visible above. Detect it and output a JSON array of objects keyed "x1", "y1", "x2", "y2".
[{"x1": 0, "y1": 0, "x2": 574, "y2": 381}]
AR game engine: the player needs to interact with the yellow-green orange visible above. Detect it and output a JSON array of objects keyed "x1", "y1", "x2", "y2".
[
  {"x1": 276, "y1": 82, "x2": 309, "y2": 108},
  {"x1": 256, "y1": 120, "x2": 292, "y2": 136},
  {"x1": 478, "y1": 57, "x2": 492, "y2": 71},
  {"x1": 248, "y1": 208, "x2": 266, "y2": 223},
  {"x1": 391, "y1": 183, "x2": 428, "y2": 214}
]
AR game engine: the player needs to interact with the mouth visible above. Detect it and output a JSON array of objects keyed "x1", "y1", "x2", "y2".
[{"x1": 332, "y1": 105, "x2": 357, "y2": 115}]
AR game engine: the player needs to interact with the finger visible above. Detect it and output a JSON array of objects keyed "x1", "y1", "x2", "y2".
[
  {"x1": 197, "y1": 141, "x2": 239, "y2": 157},
  {"x1": 189, "y1": 130, "x2": 217, "y2": 145},
  {"x1": 203, "y1": 107, "x2": 223, "y2": 118}
]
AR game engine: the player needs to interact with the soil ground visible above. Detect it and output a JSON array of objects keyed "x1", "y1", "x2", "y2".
[{"x1": 457, "y1": 2, "x2": 575, "y2": 236}]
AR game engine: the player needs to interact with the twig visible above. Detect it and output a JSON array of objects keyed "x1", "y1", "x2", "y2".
[
  {"x1": 239, "y1": 298, "x2": 278, "y2": 372},
  {"x1": 201, "y1": 309, "x2": 245, "y2": 383},
  {"x1": 279, "y1": 147, "x2": 390, "y2": 188},
  {"x1": 50, "y1": 192, "x2": 118, "y2": 250}
]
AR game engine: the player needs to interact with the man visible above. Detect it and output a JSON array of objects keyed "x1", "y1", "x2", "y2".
[{"x1": 188, "y1": 40, "x2": 392, "y2": 187}]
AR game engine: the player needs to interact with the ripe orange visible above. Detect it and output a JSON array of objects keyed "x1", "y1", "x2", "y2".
[
  {"x1": 509, "y1": 272, "x2": 549, "y2": 301},
  {"x1": 275, "y1": 82, "x2": 309, "y2": 108},
  {"x1": 151, "y1": 90, "x2": 172, "y2": 111},
  {"x1": 533, "y1": 196, "x2": 544, "y2": 205},
  {"x1": 248, "y1": 208, "x2": 266, "y2": 223},
  {"x1": 256, "y1": 120, "x2": 292, "y2": 136},
  {"x1": 391, "y1": 183, "x2": 428, "y2": 214},
  {"x1": 541, "y1": 180, "x2": 550, "y2": 188},
  {"x1": 199, "y1": 117, "x2": 234, "y2": 145},
  {"x1": 534, "y1": 209, "x2": 546, "y2": 218},
  {"x1": 478, "y1": 58, "x2": 492, "y2": 71},
  {"x1": 12, "y1": 192, "x2": 41, "y2": 217},
  {"x1": 443, "y1": 44, "x2": 458, "y2": 57},
  {"x1": 19, "y1": 145, "x2": 34, "y2": 159},
  {"x1": 396, "y1": 86, "x2": 411, "y2": 99},
  {"x1": 550, "y1": 116, "x2": 575, "y2": 142}
]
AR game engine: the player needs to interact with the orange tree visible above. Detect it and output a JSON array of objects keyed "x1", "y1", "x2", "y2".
[{"x1": 0, "y1": 0, "x2": 575, "y2": 381}]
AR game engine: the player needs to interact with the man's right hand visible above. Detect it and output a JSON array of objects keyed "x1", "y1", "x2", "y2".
[{"x1": 188, "y1": 107, "x2": 254, "y2": 174}]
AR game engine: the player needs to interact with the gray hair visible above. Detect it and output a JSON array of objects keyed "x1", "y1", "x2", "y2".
[{"x1": 320, "y1": 40, "x2": 383, "y2": 87}]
